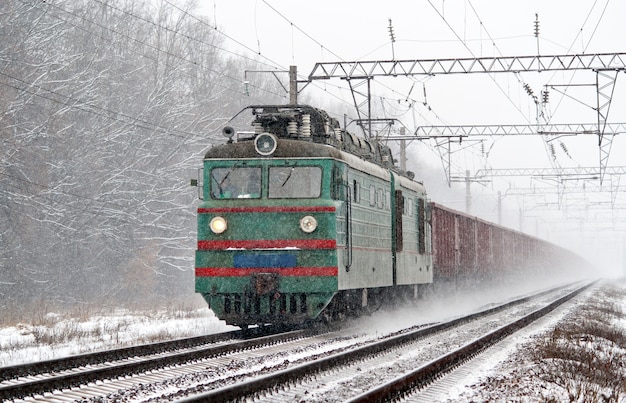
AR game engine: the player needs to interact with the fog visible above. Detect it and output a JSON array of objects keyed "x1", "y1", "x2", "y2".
[{"x1": 354, "y1": 272, "x2": 584, "y2": 337}]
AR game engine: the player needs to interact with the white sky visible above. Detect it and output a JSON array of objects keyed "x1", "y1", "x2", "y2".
[
  {"x1": 209, "y1": 1, "x2": 624, "y2": 69},
  {"x1": 203, "y1": 1, "x2": 626, "y2": 275}
]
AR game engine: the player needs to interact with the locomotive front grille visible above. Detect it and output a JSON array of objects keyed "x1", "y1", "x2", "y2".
[
  {"x1": 222, "y1": 293, "x2": 308, "y2": 316},
  {"x1": 251, "y1": 272, "x2": 279, "y2": 295}
]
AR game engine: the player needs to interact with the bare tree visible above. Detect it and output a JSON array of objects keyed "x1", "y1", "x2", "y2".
[{"x1": 0, "y1": 0, "x2": 284, "y2": 315}]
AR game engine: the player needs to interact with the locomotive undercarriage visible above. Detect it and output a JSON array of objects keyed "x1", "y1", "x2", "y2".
[
  {"x1": 205, "y1": 290, "x2": 335, "y2": 327},
  {"x1": 204, "y1": 281, "x2": 433, "y2": 327},
  {"x1": 320, "y1": 283, "x2": 432, "y2": 323}
]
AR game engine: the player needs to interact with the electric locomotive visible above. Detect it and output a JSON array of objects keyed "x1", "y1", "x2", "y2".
[{"x1": 194, "y1": 105, "x2": 433, "y2": 327}]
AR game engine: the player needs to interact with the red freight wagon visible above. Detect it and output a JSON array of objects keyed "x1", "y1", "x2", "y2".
[
  {"x1": 457, "y1": 214, "x2": 477, "y2": 276},
  {"x1": 430, "y1": 203, "x2": 458, "y2": 278},
  {"x1": 429, "y1": 202, "x2": 561, "y2": 283},
  {"x1": 475, "y1": 220, "x2": 493, "y2": 275}
]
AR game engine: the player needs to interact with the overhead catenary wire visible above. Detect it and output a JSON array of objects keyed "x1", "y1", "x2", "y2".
[
  {"x1": 428, "y1": 0, "x2": 533, "y2": 124},
  {"x1": 2, "y1": 2, "x2": 353, "y2": 157},
  {"x1": 260, "y1": 0, "x2": 345, "y2": 62},
  {"x1": 162, "y1": 0, "x2": 284, "y2": 71},
  {"x1": 546, "y1": 0, "x2": 611, "y2": 118},
  {"x1": 162, "y1": 0, "x2": 355, "y2": 118},
  {"x1": 205, "y1": 1, "x2": 442, "y2": 127},
  {"x1": 581, "y1": 0, "x2": 610, "y2": 54},
  {"x1": 426, "y1": 0, "x2": 611, "y2": 174}
]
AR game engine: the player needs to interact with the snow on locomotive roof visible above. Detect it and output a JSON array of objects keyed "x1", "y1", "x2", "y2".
[{"x1": 218, "y1": 104, "x2": 417, "y2": 181}]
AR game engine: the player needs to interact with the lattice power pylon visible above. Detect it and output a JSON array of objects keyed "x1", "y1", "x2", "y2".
[{"x1": 308, "y1": 53, "x2": 626, "y2": 184}]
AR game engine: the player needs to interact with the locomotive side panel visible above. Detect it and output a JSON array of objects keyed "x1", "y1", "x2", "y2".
[
  {"x1": 335, "y1": 158, "x2": 433, "y2": 290},
  {"x1": 394, "y1": 175, "x2": 432, "y2": 285},
  {"x1": 337, "y1": 166, "x2": 393, "y2": 289}
]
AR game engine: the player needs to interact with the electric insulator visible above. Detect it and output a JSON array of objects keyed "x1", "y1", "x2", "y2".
[
  {"x1": 560, "y1": 141, "x2": 570, "y2": 157},
  {"x1": 287, "y1": 121, "x2": 298, "y2": 136},
  {"x1": 534, "y1": 14, "x2": 540, "y2": 37},
  {"x1": 388, "y1": 19, "x2": 396, "y2": 42},
  {"x1": 523, "y1": 83, "x2": 534, "y2": 96},
  {"x1": 542, "y1": 90, "x2": 549, "y2": 104},
  {"x1": 333, "y1": 128, "x2": 342, "y2": 142},
  {"x1": 300, "y1": 114, "x2": 311, "y2": 137}
]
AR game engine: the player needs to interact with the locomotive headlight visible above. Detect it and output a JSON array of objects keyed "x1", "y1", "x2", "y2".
[
  {"x1": 299, "y1": 215, "x2": 318, "y2": 233},
  {"x1": 209, "y1": 216, "x2": 227, "y2": 234},
  {"x1": 254, "y1": 132, "x2": 278, "y2": 156}
]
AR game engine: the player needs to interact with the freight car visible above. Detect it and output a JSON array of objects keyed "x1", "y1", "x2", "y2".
[
  {"x1": 429, "y1": 203, "x2": 581, "y2": 288},
  {"x1": 193, "y1": 104, "x2": 581, "y2": 327}
]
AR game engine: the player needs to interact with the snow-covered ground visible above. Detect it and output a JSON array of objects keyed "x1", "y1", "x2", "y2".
[
  {"x1": 441, "y1": 278, "x2": 626, "y2": 402},
  {"x1": 0, "y1": 279, "x2": 549, "y2": 368},
  {"x1": 0, "y1": 304, "x2": 234, "y2": 367},
  {"x1": 1, "y1": 279, "x2": 624, "y2": 402}
]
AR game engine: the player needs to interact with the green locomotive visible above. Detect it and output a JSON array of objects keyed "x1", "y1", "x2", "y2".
[{"x1": 194, "y1": 105, "x2": 433, "y2": 327}]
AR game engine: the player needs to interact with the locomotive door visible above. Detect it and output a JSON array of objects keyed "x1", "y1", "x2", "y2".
[
  {"x1": 392, "y1": 189, "x2": 403, "y2": 286},
  {"x1": 345, "y1": 183, "x2": 352, "y2": 272},
  {"x1": 333, "y1": 163, "x2": 352, "y2": 272}
]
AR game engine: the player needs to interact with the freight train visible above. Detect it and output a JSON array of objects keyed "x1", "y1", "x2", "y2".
[{"x1": 193, "y1": 104, "x2": 584, "y2": 328}]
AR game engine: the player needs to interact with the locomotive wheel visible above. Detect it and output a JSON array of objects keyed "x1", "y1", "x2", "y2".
[
  {"x1": 319, "y1": 292, "x2": 349, "y2": 323},
  {"x1": 321, "y1": 309, "x2": 334, "y2": 324}
]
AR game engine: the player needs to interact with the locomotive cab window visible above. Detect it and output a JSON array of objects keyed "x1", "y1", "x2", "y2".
[
  {"x1": 269, "y1": 166, "x2": 322, "y2": 198},
  {"x1": 353, "y1": 180, "x2": 361, "y2": 203},
  {"x1": 210, "y1": 167, "x2": 261, "y2": 199},
  {"x1": 405, "y1": 197, "x2": 413, "y2": 216},
  {"x1": 369, "y1": 185, "x2": 376, "y2": 207}
]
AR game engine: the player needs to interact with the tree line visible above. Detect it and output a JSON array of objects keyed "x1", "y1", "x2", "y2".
[{"x1": 0, "y1": 0, "x2": 286, "y2": 315}]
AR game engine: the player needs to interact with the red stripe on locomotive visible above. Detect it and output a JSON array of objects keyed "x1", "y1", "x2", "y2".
[
  {"x1": 197, "y1": 239, "x2": 337, "y2": 250},
  {"x1": 198, "y1": 206, "x2": 336, "y2": 214},
  {"x1": 195, "y1": 266, "x2": 338, "y2": 277}
]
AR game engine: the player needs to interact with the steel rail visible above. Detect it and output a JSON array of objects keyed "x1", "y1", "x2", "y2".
[
  {"x1": 0, "y1": 327, "x2": 310, "y2": 401},
  {"x1": 177, "y1": 283, "x2": 584, "y2": 402},
  {"x1": 347, "y1": 281, "x2": 595, "y2": 402},
  {"x1": 0, "y1": 330, "x2": 240, "y2": 383}
]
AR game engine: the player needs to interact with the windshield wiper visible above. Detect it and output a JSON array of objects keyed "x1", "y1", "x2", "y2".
[
  {"x1": 219, "y1": 169, "x2": 232, "y2": 186},
  {"x1": 211, "y1": 169, "x2": 232, "y2": 196},
  {"x1": 281, "y1": 167, "x2": 294, "y2": 187}
]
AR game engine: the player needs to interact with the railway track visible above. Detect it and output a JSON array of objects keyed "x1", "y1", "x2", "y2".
[
  {"x1": 180, "y1": 281, "x2": 594, "y2": 402},
  {"x1": 348, "y1": 281, "x2": 595, "y2": 402},
  {"x1": 0, "y1": 326, "x2": 314, "y2": 401},
  {"x1": 0, "y1": 328, "x2": 246, "y2": 383},
  {"x1": 1, "y1": 282, "x2": 593, "y2": 402}
]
